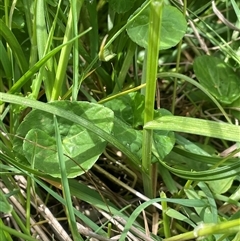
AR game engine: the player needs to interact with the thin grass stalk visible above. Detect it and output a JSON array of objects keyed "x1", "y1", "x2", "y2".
[
  {"x1": 51, "y1": 3, "x2": 82, "y2": 101},
  {"x1": 10, "y1": 208, "x2": 30, "y2": 235},
  {"x1": 35, "y1": 0, "x2": 56, "y2": 99},
  {"x1": 142, "y1": 0, "x2": 163, "y2": 198},
  {"x1": 26, "y1": 134, "x2": 37, "y2": 232},
  {"x1": 163, "y1": 218, "x2": 240, "y2": 241},
  {"x1": 113, "y1": 40, "x2": 136, "y2": 93},
  {"x1": 32, "y1": 0, "x2": 62, "y2": 100},
  {"x1": 0, "y1": 223, "x2": 38, "y2": 241},
  {"x1": 6, "y1": 32, "x2": 90, "y2": 97},
  {"x1": 72, "y1": 0, "x2": 84, "y2": 101},
  {"x1": 157, "y1": 72, "x2": 232, "y2": 124},
  {"x1": 7, "y1": 0, "x2": 16, "y2": 90},
  {"x1": 53, "y1": 115, "x2": 83, "y2": 241},
  {"x1": 25, "y1": 176, "x2": 32, "y2": 232},
  {"x1": 161, "y1": 191, "x2": 171, "y2": 238}
]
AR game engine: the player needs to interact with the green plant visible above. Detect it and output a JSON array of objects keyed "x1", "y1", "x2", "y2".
[{"x1": 1, "y1": 0, "x2": 240, "y2": 240}]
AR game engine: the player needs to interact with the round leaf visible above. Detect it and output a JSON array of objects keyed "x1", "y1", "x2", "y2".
[
  {"x1": 103, "y1": 92, "x2": 145, "y2": 128},
  {"x1": 193, "y1": 55, "x2": 240, "y2": 104},
  {"x1": 13, "y1": 101, "x2": 114, "y2": 178},
  {"x1": 126, "y1": 4, "x2": 187, "y2": 50},
  {"x1": 109, "y1": 0, "x2": 136, "y2": 13}
]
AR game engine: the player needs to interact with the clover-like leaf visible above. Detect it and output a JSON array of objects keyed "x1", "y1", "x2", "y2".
[
  {"x1": 109, "y1": 0, "x2": 136, "y2": 13},
  {"x1": 126, "y1": 4, "x2": 187, "y2": 50},
  {"x1": 193, "y1": 55, "x2": 240, "y2": 104},
  {"x1": 13, "y1": 101, "x2": 114, "y2": 178}
]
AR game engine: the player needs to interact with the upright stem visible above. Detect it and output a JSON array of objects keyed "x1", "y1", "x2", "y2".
[
  {"x1": 51, "y1": 1, "x2": 83, "y2": 101},
  {"x1": 142, "y1": 0, "x2": 163, "y2": 198}
]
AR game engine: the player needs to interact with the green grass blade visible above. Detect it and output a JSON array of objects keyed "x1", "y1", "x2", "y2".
[
  {"x1": 32, "y1": 0, "x2": 61, "y2": 100},
  {"x1": 157, "y1": 72, "x2": 232, "y2": 123},
  {"x1": 0, "y1": 223, "x2": 37, "y2": 241},
  {"x1": 7, "y1": 30, "x2": 91, "y2": 95},
  {"x1": 144, "y1": 116, "x2": 240, "y2": 142},
  {"x1": 119, "y1": 197, "x2": 207, "y2": 241},
  {"x1": 71, "y1": 0, "x2": 84, "y2": 101},
  {"x1": 0, "y1": 41, "x2": 12, "y2": 78},
  {"x1": 0, "y1": 20, "x2": 28, "y2": 74},
  {"x1": 158, "y1": 157, "x2": 240, "y2": 181},
  {"x1": 51, "y1": 3, "x2": 83, "y2": 101},
  {"x1": 53, "y1": 115, "x2": 83, "y2": 241}
]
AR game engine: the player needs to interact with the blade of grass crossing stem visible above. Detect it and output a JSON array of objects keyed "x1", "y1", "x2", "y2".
[
  {"x1": 5, "y1": 30, "x2": 91, "y2": 97},
  {"x1": 53, "y1": 115, "x2": 83, "y2": 241},
  {"x1": 142, "y1": 0, "x2": 163, "y2": 198},
  {"x1": 0, "y1": 93, "x2": 141, "y2": 169},
  {"x1": 119, "y1": 197, "x2": 206, "y2": 241},
  {"x1": 157, "y1": 72, "x2": 232, "y2": 123}
]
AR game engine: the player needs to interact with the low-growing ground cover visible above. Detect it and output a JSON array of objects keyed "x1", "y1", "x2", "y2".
[{"x1": 0, "y1": 0, "x2": 240, "y2": 240}]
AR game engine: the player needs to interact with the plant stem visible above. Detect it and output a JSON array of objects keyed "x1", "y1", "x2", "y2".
[
  {"x1": 161, "y1": 191, "x2": 171, "y2": 238},
  {"x1": 71, "y1": 0, "x2": 80, "y2": 101},
  {"x1": 51, "y1": 1, "x2": 83, "y2": 101},
  {"x1": 142, "y1": 0, "x2": 163, "y2": 198},
  {"x1": 163, "y1": 219, "x2": 240, "y2": 241}
]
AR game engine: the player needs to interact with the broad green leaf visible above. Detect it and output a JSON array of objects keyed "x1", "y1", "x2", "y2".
[
  {"x1": 230, "y1": 97, "x2": 240, "y2": 120},
  {"x1": 198, "y1": 182, "x2": 218, "y2": 223},
  {"x1": 126, "y1": 4, "x2": 187, "y2": 50},
  {"x1": 108, "y1": 0, "x2": 136, "y2": 13},
  {"x1": 152, "y1": 130, "x2": 175, "y2": 161},
  {"x1": 104, "y1": 93, "x2": 175, "y2": 161},
  {"x1": 111, "y1": 118, "x2": 143, "y2": 162},
  {"x1": 13, "y1": 101, "x2": 114, "y2": 178},
  {"x1": 111, "y1": 119, "x2": 175, "y2": 166},
  {"x1": 103, "y1": 92, "x2": 170, "y2": 127},
  {"x1": 164, "y1": 149, "x2": 209, "y2": 172},
  {"x1": 185, "y1": 187, "x2": 215, "y2": 224},
  {"x1": 0, "y1": 191, "x2": 12, "y2": 213},
  {"x1": 166, "y1": 208, "x2": 196, "y2": 227},
  {"x1": 0, "y1": 93, "x2": 141, "y2": 168},
  {"x1": 193, "y1": 56, "x2": 240, "y2": 104},
  {"x1": 103, "y1": 92, "x2": 145, "y2": 128},
  {"x1": 207, "y1": 177, "x2": 235, "y2": 194}
]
